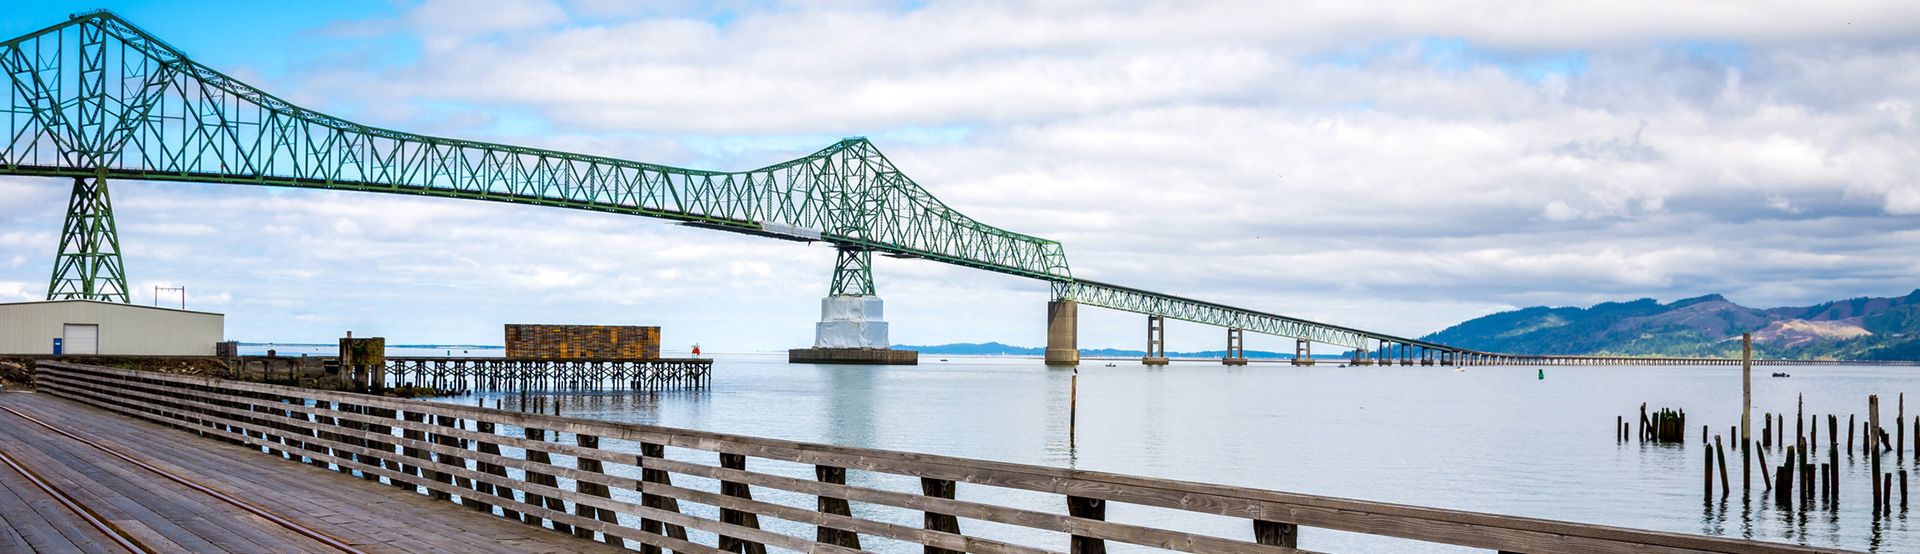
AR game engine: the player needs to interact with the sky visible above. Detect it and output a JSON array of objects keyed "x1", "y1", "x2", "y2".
[{"x1": 2, "y1": 1, "x2": 1919, "y2": 353}]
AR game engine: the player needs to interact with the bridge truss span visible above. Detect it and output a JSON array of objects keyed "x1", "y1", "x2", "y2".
[
  {"x1": 6, "y1": 11, "x2": 1070, "y2": 291},
  {"x1": 10, "y1": 11, "x2": 1876, "y2": 368},
  {"x1": 1057, "y1": 279, "x2": 1374, "y2": 349}
]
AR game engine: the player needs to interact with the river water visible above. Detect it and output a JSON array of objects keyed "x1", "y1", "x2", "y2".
[{"x1": 421, "y1": 353, "x2": 1914, "y2": 552}]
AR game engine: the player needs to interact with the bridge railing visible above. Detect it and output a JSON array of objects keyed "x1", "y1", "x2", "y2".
[{"x1": 33, "y1": 361, "x2": 1850, "y2": 554}]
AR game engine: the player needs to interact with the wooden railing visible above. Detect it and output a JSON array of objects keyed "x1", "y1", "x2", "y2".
[{"x1": 33, "y1": 361, "x2": 1855, "y2": 554}]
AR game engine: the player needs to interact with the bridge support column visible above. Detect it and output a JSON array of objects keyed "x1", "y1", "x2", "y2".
[
  {"x1": 1143, "y1": 316, "x2": 1169, "y2": 365},
  {"x1": 789, "y1": 248, "x2": 917, "y2": 365},
  {"x1": 1044, "y1": 300, "x2": 1079, "y2": 366},
  {"x1": 1223, "y1": 329, "x2": 1247, "y2": 366},
  {"x1": 48, "y1": 175, "x2": 130, "y2": 303},
  {"x1": 1291, "y1": 339, "x2": 1314, "y2": 366}
]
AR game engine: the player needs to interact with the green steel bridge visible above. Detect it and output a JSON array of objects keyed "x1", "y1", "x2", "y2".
[{"x1": 0, "y1": 11, "x2": 1627, "y2": 366}]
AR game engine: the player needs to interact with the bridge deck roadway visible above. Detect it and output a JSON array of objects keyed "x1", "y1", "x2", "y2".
[{"x1": 0, "y1": 390, "x2": 631, "y2": 554}]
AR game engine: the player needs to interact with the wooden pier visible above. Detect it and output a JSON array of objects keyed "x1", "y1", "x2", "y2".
[
  {"x1": 0, "y1": 388, "x2": 629, "y2": 553},
  {"x1": 22, "y1": 360, "x2": 1861, "y2": 554},
  {"x1": 381, "y1": 357, "x2": 710, "y2": 391}
]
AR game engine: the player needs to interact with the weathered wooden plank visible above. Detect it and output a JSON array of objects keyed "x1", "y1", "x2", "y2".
[{"x1": 7, "y1": 391, "x2": 650, "y2": 554}]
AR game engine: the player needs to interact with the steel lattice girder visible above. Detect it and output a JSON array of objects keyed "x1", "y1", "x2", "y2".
[
  {"x1": 1054, "y1": 279, "x2": 1466, "y2": 354},
  {"x1": 0, "y1": 11, "x2": 1071, "y2": 282},
  {"x1": 7, "y1": 11, "x2": 1482, "y2": 358},
  {"x1": 46, "y1": 175, "x2": 127, "y2": 302},
  {"x1": 828, "y1": 247, "x2": 876, "y2": 297}
]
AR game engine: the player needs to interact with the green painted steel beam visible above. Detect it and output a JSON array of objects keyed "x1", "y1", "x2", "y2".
[
  {"x1": 4, "y1": 10, "x2": 1482, "y2": 357},
  {"x1": 0, "y1": 11, "x2": 1071, "y2": 284},
  {"x1": 1055, "y1": 279, "x2": 1467, "y2": 353}
]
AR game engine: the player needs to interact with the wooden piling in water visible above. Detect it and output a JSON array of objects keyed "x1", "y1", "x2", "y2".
[
  {"x1": 1831, "y1": 445, "x2": 1840, "y2": 505},
  {"x1": 1639, "y1": 403, "x2": 1647, "y2": 442},
  {"x1": 1759, "y1": 448, "x2": 1772, "y2": 489},
  {"x1": 1777, "y1": 446, "x2": 1794, "y2": 508},
  {"x1": 1715, "y1": 435, "x2": 1730, "y2": 497},
  {"x1": 1705, "y1": 447, "x2": 1714, "y2": 499},
  {"x1": 1885, "y1": 473, "x2": 1894, "y2": 514},
  {"x1": 1820, "y1": 462, "x2": 1830, "y2": 504},
  {"x1": 1070, "y1": 374, "x2": 1078, "y2": 443},
  {"x1": 1872, "y1": 395, "x2": 1882, "y2": 512}
]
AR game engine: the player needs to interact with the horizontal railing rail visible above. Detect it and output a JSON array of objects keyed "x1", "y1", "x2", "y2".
[{"x1": 32, "y1": 361, "x2": 1858, "y2": 554}]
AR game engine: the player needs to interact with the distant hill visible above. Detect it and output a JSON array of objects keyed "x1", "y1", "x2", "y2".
[{"x1": 1421, "y1": 290, "x2": 1920, "y2": 360}]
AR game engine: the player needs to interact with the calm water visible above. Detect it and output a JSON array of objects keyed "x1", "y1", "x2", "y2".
[{"x1": 422, "y1": 353, "x2": 1916, "y2": 552}]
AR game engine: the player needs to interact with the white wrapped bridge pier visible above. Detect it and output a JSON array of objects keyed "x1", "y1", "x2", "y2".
[
  {"x1": 791, "y1": 295, "x2": 918, "y2": 364},
  {"x1": 815, "y1": 296, "x2": 889, "y2": 348}
]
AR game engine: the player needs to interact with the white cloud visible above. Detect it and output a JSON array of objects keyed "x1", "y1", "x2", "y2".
[{"x1": 6, "y1": 2, "x2": 1920, "y2": 350}]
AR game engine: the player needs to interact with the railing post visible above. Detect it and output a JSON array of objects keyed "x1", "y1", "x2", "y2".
[
  {"x1": 922, "y1": 477, "x2": 962, "y2": 554},
  {"x1": 434, "y1": 415, "x2": 473, "y2": 507},
  {"x1": 816, "y1": 465, "x2": 861, "y2": 548},
  {"x1": 313, "y1": 400, "x2": 347, "y2": 474},
  {"x1": 473, "y1": 420, "x2": 516, "y2": 521},
  {"x1": 717, "y1": 453, "x2": 766, "y2": 554},
  {"x1": 368, "y1": 407, "x2": 401, "y2": 485},
  {"x1": 1253, "y1": 519, "x2": 1297, "y2": 548},
  {"x1": 522, "y1": 427, "x2": 573, "y2": 534},
  {"x1": 1067, "y1": 496, "x2": 1106, "y2": 554},
  {"x1": 574, "y1": 434, "x2": 622, "y2": 546},
  {"x1": 637, "y1": 442, "x2": 688, "y2": 554},
  {"x1": 402, "y1": 411, "x2": 434, "y2": 496}
]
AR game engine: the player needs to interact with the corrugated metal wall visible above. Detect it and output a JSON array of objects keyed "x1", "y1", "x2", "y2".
[{"x1": 0, "y1": 300, "x2": 223, "y2": 355}]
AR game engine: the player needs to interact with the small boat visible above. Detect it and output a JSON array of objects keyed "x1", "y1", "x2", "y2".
[
  {"x1": 939, "y1": 359, "x2": 948, "y2": 362},
  {"x1": 1773, "y1": 372, "x2": 1791, "y2": 378},
  {"x1": 1104, "y1": 363, "x2": 1116, "y2": 367},
  {"x1": 1452, "y1": 368, "x2": 1466, "y2": 372}
]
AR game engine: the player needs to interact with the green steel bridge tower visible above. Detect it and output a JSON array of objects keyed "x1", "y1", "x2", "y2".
[{"x1": 4, "y1": 10, "x2": 1481, "y2": 365}]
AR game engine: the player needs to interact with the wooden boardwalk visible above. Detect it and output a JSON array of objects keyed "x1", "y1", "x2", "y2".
[{"x1": 0, "y1": 390, "x2": 631, "y2": 554}]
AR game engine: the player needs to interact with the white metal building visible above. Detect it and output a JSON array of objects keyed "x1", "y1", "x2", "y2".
[{"x1": 0, "y1": 299, "x2": 223, "y2": 356}]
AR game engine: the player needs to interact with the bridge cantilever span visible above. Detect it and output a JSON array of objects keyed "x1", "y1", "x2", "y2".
[{"x1": 9, "y1": 10, "x2": 1068, "y2": 298}]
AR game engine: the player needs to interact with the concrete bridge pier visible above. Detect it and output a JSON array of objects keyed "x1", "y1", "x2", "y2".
[
  {"x1": 1044, "y1": 300, "x2": 1079, "y2": 365},
  {"x1": 1143, "y1": 315, "x2": 1169, "y2": 365},
  {"x1": 1222, "y1": 328, "x2": 1248, "y2": 366},
  {"x1": 1291, "y1": 339, "x2": 1315, "y2": 366}
]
